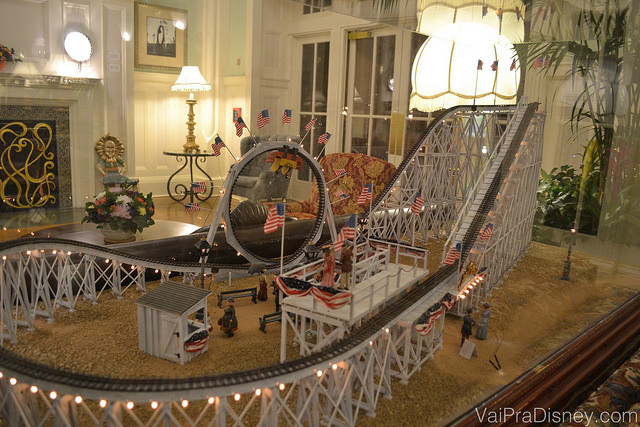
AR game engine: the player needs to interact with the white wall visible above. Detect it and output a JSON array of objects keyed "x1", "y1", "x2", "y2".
[{"x1": 0, "y1": 0, "x2": 133, "y2": 206}]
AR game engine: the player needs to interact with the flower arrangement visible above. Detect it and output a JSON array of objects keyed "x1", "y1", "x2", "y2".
[
  {"x1": 82, "y1": 186, "x2": 155, "y2": 233},
  {"x1": 0, "y1": 43, "x2": 22, "y2": 65}
]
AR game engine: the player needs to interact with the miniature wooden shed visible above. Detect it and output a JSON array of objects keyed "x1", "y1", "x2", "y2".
[{"x1": 136, "y1": 281, "x2": 212, "y2": 365}]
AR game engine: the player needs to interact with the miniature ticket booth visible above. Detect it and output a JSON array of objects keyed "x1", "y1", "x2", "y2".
[{"x1": 136, "y1": 281, "x2": 212, "y2": 365}]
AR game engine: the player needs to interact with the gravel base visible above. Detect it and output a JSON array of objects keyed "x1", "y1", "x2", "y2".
[{"x1": 6, "y1": 241, "x2": 640, "y2": 426}]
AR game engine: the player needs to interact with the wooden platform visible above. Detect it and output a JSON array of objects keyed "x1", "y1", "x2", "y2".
[{"x1": 282, "y1": 263, "x2": 430, "y2": 327}]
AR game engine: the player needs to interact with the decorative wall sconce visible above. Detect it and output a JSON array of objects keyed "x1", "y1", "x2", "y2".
[{"x1": 63, "y1": 31, "x2": 93, "y2": 71}]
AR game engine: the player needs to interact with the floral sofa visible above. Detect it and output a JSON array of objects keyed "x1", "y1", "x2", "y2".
[{"x1": 286, "y1": 152, "x2": 396, "y2": 219}]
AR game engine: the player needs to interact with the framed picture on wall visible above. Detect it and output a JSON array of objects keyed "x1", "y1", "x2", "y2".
[{"x1": 134, "y1": 3, "x2": 187, "y2": 72}]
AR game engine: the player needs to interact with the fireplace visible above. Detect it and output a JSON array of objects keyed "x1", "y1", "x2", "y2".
[{"x1": 0, "y1": 105, "x2": 72, "y2": 211}]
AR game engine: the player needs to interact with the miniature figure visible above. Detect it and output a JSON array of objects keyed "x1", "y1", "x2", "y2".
[
  {"x1": 476, "y1": 302, "x2": 491, "y2": 340},
  {"x1": 218, "y1": 299, "x2": 238, "y2": 337},
  {"x1": 339, "y1": 242, "x2": 353, "y2": 290},
  {"x1": 461, "y1": 308, "x2": 477, "y2": 347},
  {"x1": 321, "y1": 245, "x2": 335, "y2": 288},
  {"x1": 257, "y1": 272, "x2": 269, "y2": 301}
]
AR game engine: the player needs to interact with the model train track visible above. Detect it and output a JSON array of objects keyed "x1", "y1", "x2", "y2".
[
  {"x1": 0, "y1": 103, "x2": 536, "y2": 401},
  {"x1": 448, "y1": 291, "x2": 640, "y2": 426}
]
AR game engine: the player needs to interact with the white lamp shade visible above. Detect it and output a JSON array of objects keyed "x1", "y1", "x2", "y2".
[
  {"x1": 417, "y1": 0, "x2": 524, "y2": 43},
  {"x1": 410, "y1": 23, "x2": 520, "y2": 112},
  {"x1": 171, "y1": 66, "x2": 211, "y2": 92}
]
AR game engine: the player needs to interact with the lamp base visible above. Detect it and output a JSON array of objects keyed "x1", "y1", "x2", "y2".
[
  {"x1": 183, "y1": 98, "x2": 200, "y2": 153},
  {"x1": 183, "y1": 141, "x2": 200, "y2": 153}
]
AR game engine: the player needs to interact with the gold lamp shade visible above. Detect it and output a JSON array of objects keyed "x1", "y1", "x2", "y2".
[{"x1": 172, "y1": 66, "x2": 211, "y2": 152}]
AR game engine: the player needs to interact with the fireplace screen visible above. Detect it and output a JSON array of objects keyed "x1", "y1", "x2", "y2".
[{"x1": 0, "y1": 120, "x2": 60, "y2": 210}]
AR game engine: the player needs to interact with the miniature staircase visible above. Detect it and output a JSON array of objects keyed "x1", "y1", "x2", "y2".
[{"x1": 443, "y1": 102, "x2": 539, "y2": 266}]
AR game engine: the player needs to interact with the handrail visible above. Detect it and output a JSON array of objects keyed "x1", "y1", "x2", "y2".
[{"x1": 441, "y1": 100, "x2": 527, "y2": 262}]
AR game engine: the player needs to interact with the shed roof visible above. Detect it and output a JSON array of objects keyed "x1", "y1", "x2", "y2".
[{"x1": 136, "y1": 281, "x2": 211, "y2": 315}]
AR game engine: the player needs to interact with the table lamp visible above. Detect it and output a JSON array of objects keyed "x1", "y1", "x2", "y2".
[{"x1": 171, "y1": 66, "x2": 211, "y2": 152}]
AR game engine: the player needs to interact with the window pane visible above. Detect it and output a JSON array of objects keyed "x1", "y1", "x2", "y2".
[
  {"x1": 315, "y1": 42, "x2": 330, "y2": 112},
  {"x1": 351, "y1": 117, "x2": 369, "y2": 155},
  {"x1": 353, "y1": 38, "x2": 373, "y2": 115},
  {"x1": 373, "y1": 35, "x2": 395, "y2": 116},
  {"x1": 371, "y1": 118, "x2": 390, "y2": 161},
  {"x1": 299, "y1": 114, "x2": 312, "y2": 180},
  {"x1": 300, "y1": 44, "x2": 314, "y2": 112},
  {"x1": 405, "y1": 118, "x2": 429, "y2": 154},
  {"x1": 312, "y1": 119, "x2": 327, "y2": 160}
]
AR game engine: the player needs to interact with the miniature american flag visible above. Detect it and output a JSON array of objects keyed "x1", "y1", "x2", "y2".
[
  {"x1": 543, "y1": 54, "x2": 551, "y2": 68},
  {"x1": 334, "y1": 214, "x2": 356, "y2": 251},
  {"x1": 235, "y1": 116, "x2": 247, "y2": 137},
  {"x1": 192, "y1": 182, "x2": 206, "y2": 193},
  {"x1": 334, "y1": 168, "x2": 346, "y2": 177},
  {"x1": 532, "y1": 56, "x2": 543, "y2": 69},
  {"x1": 482, "y1": 5, "x2": 488, "y2": 16},
  {"x1": 411, "y1": 193, "x2": 424, "y2": 215},
  {"x1": 480, "y1": 223, "x2": 494, "y2": 241},
  {"x1": 304, "y1": 118, "x2": 316, "y2": 132},
  {"x1": 334, "y1": 188, "x2": 348, "y2": 200},
  {"x1": 212, "y1": 136, "x2": 226, "y2": 156},
  {"x1": 318, "y1": 132, "x2": 331, "y2": 144},
  {"x1": 257, "y1": 109, "x2": 270, "y2": 128},
  {"x1": 281, "y1": 109, "x2": 292, "y2": 124},
  {"x1": 443, "y1": 243, "x2": 461, "y2": 265},
  {"x1": 477, "y1": 59, "x2": 483, "y2": 70},
  {"x1": 264, "y1": 203, "x2": 285, "y2": 234},
  {"x1": 185, "y1": 202, "x2": 200, "y2": 212},
  {"x1": 491, "y1": 60, "x2": 499, "y2": 71},
  {"x1": 357, "y1": 183, "x2": 373, "y2": 206},
  {"x1": 510, "y1": 59, "x2": 517, "y2": 71}
]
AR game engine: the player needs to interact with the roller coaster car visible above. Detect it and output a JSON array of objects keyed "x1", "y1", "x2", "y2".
[{"x1": 266, "y1": 146, "x2": 303, "y2": 176}]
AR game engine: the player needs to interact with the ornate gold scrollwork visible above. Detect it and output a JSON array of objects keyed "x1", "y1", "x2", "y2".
[{"x1": 0, "y1": 121, "x2": 57, "y2": 209}]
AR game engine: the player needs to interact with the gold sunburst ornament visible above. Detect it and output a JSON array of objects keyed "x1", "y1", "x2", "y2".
[{"x1": 95, "y1": 134, "x2": 125, "y2": 165}]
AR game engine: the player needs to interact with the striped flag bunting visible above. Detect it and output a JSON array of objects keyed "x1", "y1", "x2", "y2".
[
  {"x1": 480, "y1": 223, "x2": 494, "y2": 241},
  {"x1": 334, "y1": 168, "x2": 346, "y2": 177},
  {"x1": 192, "y1": 182, "x2": 206, "y2": 193},
  {"x1": 257, "y1": 109, "x2": 270, "y2": 128},
  {"x1": 411, "y1": 192, "x2": 424, "y2": 215},
  {"x1": 357, "y1": 183, "x2": 373, "y2": 206},
  {"x1": 184, "y1": 329, "x2": 209, "y2": 353},
  {"x1": 318, "y1": 132, "x2": 331, "y2": 144},
  {"x1": 304, "y1": 118, "x2": 316, "y2": 132},
  {"x1": 185, "y1": 202, "x2": 200, "y2": 212},
  {"x1": 235, "y1": 116, "x2": 247, "y2": 137},
  {"x1": 264, "y1": 202, "x2": 285, "y2": 234},
  {"x1": 334, "y1": 214, "x2": 357, "y2": 252},
  {"x1": 275, "y1": 276, "x2": 352, "y2": 309},
  {"x1": 334, "y1": 188, "x2": 348, "y2": 200},
  {"x1": 281, "y1": 108, "x2": 292, "y2": 124},
  {"x1": 413, "y1": 293, "x2": 456, "y2": 336},
  {"x1": 212, "y1": 136, "x2": 226, "y2": 156},
  {"x1": 443, "y1": 242, "x2": 461, "y2": 265}
]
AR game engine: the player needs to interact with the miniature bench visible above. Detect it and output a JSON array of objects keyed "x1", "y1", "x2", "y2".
[
  {"x1": 218, "y1": 287, "x2": 257, "y2": 308},
  {"x1": 259, "y1": 311, "x2": 281, "y2": 333}
]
